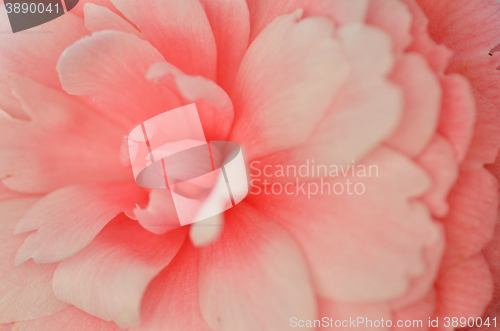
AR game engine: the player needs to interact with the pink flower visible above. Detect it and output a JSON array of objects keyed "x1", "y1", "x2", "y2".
[{"x1": 0, "y1": 0, "x2": 499, "y2": 330}]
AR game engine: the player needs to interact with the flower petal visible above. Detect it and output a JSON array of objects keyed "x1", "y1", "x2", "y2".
[
  {"x1": 416, "y1": 0, "x2": 500, "y2": 110},
  {"x1": 199, "y1": 0, "x2": 250, "y2": 90},
  {"x1": 416, "y1": 135, "x2": 458, "y2": 217},
  {"x1": 0, "y1": 74, "x2": 129, "y2": 193},
  {"x1": 245, "y1": 0, "x2": 310, "y2": 42},
  {"x1": 109, "y1": 0, "x2": 217, "y2": 79},
  {"x1": 58, "y1": 30, "x2": 181, "y2": 128},
  {"x1": 466, "y1": 89, "x2": 500, "y2": 165},
  {"x1": 248, "y1": 147, "x2": 440, "y2": 302},
  {"x1": 0, "y1": 8, "x2": 87, "y2": 119},
  {"x1": 13, "y1": 306, "x2": 124, "y2": 331},
  {"x1": 132, "y1": 242, "x2": 212, "y2": 331},
  {"x1": 52, "y1": 216, "x2": 187, "y2": 328},
  {"x1": 70, "y1": 0, "x2": 120, "y2": 19},
  {"x1": 189, "y1": 212, "x2": 224, "y2": 247},
  {"x1": 0, "y1": 324, "x2": 13, "y2": 331},
  {"x1": 230, "y1": 11, "x2": 349, "y2": 160},
  {"x1": 400, "y1": 0, "x2": 452, "y2": 74},
  {"x1": 304, "y1": 0, "x2": 369, "y2": 26},
  {"x1": 14, "y1": 183, "x2": 147, "y2": 264},
  {"x1": 318, "y1": 298, "x2": 391, "y2": 330},
  {"x1": 436, "y1": 74, "x2": 476, "y2": 162},
  {"x1": 0, "y1": 198, "x2": 67, "y2": 323},
  {"x1": 435, "y1": 254, "x2": 493, "y2": 321},
  {"x1": 441, "y1": 167, "x2": 498, "y2": 260},
  {"x1": 146, "y1": 61, "x2": 233, "y2": 140},
  {"x1": 198, "y1": 202, "x2": 316, "y2": 331},
  {"x1": 365, "y1": 0, "x2": 412, "y2": 53},
  {"x1": 385, "y1": 53, "x2": 441, "y2": 157},
  {"x1": 134, "y1": 188, "x2": 180, "y2": 235},
  {"x1": 84, "y1": 3, "x2": 140, "y2": 35}
]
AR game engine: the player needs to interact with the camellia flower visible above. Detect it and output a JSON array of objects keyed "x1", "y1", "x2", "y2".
[{"x1": 0, "y1": 0, "x2": 500, "y2": 330}]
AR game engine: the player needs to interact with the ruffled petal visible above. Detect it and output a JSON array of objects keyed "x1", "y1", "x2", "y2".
[
  {"x1": 250, "y1": 23, "x2": 400, "y2": 169},
  {"x1": 147, "y1": 61, "x2": 233, "y2": 140},
  {"x1": 109, "y1": 0, "x2": 217, "y2": 79},
  {"x1": 133, "y1": 188, "x2": 180, "y2": 235},
  {"x1": 385, "y1": 53, "x2": 441, "y2": 157},
  {"x1": 365, "y1": 0, "x2": 412, "y2": 53},
  {"x1": 57, "y1": 30, "x2": 181, "y2": 128},
  {"x1": 0, "y1": 8, "x2": 87, "y2": 119},
  {"x1": 416, "y1": 0, "x2": 500, "y2": 110},
  {"x1": 304, "y1": 0, "x2": 369, "y2": 26},
  {"x1": 248, "y1": 147, "x2": 441, "y2": 302},
  {"x1": 0, "y1": 75, "x2": 129, "y2": 193},
  {"x1": 441, "y1": 167, "x2": 498, "y2": 260},
  {"x1": 230, "y1": 11, "x2": 349, "y2": 160},
  {"x1": 0, "y1": 198, "x2": 67, "y2": 323},
  {"x1": 52, "y1": 216, "x2": 187, "y2": 328},
  {"x1": 399, "y1": 0, "x2": 452, "y2": 74},
  {"x1": 416, "y1": 135, "x2": 458, "y2": 217},
  {"x1": 198, "y1": 202, "x2": 316, "y2": 331},
  {"x1": 14, "y1": 183, "x2": 147, "y2": 264},
  {"x1": 436, "y1": 74, "x2": 476, "y2": 162}
]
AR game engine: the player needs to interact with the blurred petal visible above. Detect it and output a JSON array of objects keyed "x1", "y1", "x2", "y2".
[
  {"x1": 365, "y1": 0, "x2": 412, "y2": 53},
  {"x1": 318, "y1": 298, "x2": 391, "y2": 331},
  {"x1": 248, "y1": 147, "x2": 440, "y2": 302},
  {"x1": 435, "y1": 254, "x2": 493, "y2": 321},
  {"x1": 385, "y1": 53, "x2": 441, "y2": 157},
  {"x1": 14, "y1": 183, "x2": 147, "y2": 264},
  {"x1": 416, "y1": 0, "x2": 500, "y2": 110},
  {"x1": 254, "y1": 24, "x2": 399, "y2": 169},
  {"x1": 189, "y1": 213, "x2": 224, "y2": 247},
  {"x1": 198, "y1": 202, "x2": 316, "y2": 331},
  {"x1": 13, "y1": 306, "x2": 124, "y2": 331},
  {"x1": 0, "y1": 75, "x2": 129, "y2": 193},
  {"x1": 0, "y1": 324, "x2": 12, "y2": 331},
  {"x1": 53, "y1": 217, "x2": 187, "y2": 328},
  {"x1": 0, "y1": 8, "x2": 87, "y2": 119},
  {"x1": 0, "y1": 198, "x2": 67, "y2": 323},
  {"x1": 416, "y1": 135, "x2": 458, "y2": 217},
  {"x1": 442, "y1": 167, "x2": 498, "y2": 260},
  {"x1": 437, "y1": 74, "x2": 476, "y2": 162},
  {"x1": 304, "y1": 0, "x2": 368, "y2": 26},
  {"x1": 400, "y1": 0, "x2": 452, "y2": 73},
  {"x1": 133, "y1": 242, "x2": 212, "y2": 331}
]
